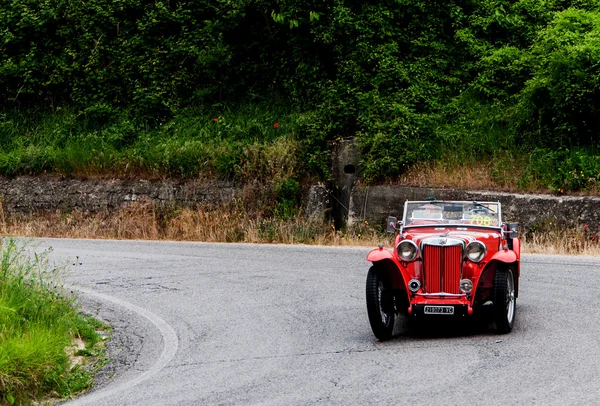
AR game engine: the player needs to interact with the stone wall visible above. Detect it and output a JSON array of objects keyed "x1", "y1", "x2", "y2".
[
  {"x1": 0, "y1": 177, "x2": 240, "y2": 213},
  {"x1": 348, "y1": 185, "x2": 600, "y2": 231},
  {"x1": 0, "y1": 177, "x2": 598, "y2": 232}
]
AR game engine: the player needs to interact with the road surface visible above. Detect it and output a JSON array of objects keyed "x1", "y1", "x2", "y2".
[{"x1": 31, "y1": 238, "x2": 600, "y2": 406}]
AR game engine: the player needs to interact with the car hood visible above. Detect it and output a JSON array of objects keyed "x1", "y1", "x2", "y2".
[{"x1": 404, "y1": 228, "x2": 502, "y2": 250}]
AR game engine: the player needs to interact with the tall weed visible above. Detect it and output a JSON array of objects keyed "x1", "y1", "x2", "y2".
[{"x1": 0, "y1": 239, "x2": 103, "y2": 405}]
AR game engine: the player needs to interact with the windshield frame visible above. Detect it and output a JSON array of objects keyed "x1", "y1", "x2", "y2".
[{"x1": 401, "y1": 200, "x2": 503, "y2": 230}]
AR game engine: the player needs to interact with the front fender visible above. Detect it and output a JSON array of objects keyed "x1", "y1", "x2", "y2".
[
  {"x1": 366, "y1": 248, "x2": 410, "y2": 292},
  {"x1": 511, "y1": 238, "x2": 521, "y2": 278},
  {"x1": 512, "y1": 237, "x2": 521, "y2": 258},
  {"x1": 490, "y1": 249, "x2": 517, "y2": 263},
  {"x1": 366, "y1": 248, "x2": 395, "y2": 263},
  {"x1": 476, "y1": 249, "x2": 520, "y2": 300}
]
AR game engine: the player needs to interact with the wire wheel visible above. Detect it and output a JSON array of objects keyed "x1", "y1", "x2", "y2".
[
  {"x1": 366, "y1": 266, "x2": 395, "y2": 340},
  {"x1": 493, "y1": 267, "x2": 516, "y2": 334}
]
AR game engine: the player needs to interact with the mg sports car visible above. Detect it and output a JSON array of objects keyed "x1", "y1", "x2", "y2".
[{"x1": 366, "y1": 200, "x2": 520, "y2": 340}]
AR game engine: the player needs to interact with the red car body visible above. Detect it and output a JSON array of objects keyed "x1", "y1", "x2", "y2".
[{"x1": 365, "y1": 201, "x2": 520, "y2": 340}]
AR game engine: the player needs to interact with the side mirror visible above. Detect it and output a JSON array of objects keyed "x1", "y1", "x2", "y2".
[
  {"x1": 386, "y1": 216, "x2": 398, "y2": 233},
  {"x1": 505, "y1": 222, "x2": 519, "y2": 238}
]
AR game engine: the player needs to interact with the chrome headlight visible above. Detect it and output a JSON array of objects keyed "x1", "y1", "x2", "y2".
[
  {"x1": 465, "y1": 241, "x2": 486, "y2": 263},
  {"x1": 408, "y1": 279, "x2": 421, "y2": 293},
  {"x1": 459, "y1": 279, "x2": 473, "y2": 293},
  {"x1": 396, "y1": 240, "x2": 419, "y2": 262}
]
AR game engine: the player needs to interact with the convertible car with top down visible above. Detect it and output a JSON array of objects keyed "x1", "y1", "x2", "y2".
[{"x1": 366, "y1": 200, "x2": 520, "y2": 340}]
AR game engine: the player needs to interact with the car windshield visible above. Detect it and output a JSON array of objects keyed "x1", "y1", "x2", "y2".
[{"x1": 403, "y1": 201, "x2": 501, "y2": 228}]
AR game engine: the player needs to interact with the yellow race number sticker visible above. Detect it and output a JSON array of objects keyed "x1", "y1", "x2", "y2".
[{"x1": 470, "y1": 215, "x2": 492, "y2": 226}]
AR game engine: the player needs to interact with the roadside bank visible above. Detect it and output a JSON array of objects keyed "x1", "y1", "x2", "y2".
[{"x1": 0, "y1": 176, "x2": 598, "y2": 255}]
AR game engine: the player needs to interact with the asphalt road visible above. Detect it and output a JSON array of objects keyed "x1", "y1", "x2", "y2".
[{"x1": 31, "y1": 238, "x2": 600, "y2": 406}]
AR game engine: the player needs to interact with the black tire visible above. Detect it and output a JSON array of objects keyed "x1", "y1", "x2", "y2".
[
  {"x1": 366, "y1": 266, "x2": 395, "y2": 340},
  {"x1": 493, "y1": 267, "x2": 516, "y2": 334}
]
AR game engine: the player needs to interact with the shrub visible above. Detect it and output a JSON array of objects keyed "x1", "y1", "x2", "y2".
[
  {"x1": 359, "y1": 105, "x2": 436, "y2": 181},
  {"x1": 274, "y1": 178, "x2": 301, "y2": 220},
  {"x1": 516, "y1": 9, "x2": 600, "y2": 149},
  {"x1": 526, "y1": 148, "x2": 600, "y2": 193}
]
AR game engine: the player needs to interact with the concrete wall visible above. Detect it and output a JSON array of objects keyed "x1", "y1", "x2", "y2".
[
  {"x1": 348, "y1": 185, "x2": 600, "y2": 231},
  {"x1": 330, "y1": 139, "x2": 359, "y2": 227}
]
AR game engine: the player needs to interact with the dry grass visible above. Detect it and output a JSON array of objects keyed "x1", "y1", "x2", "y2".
[
  {"x1": 522, "y1": 229, "x2": 600, "y2": 256},
  {"x1": 398, "y1": 160, "x2": 600, "y2": 196},
  {"x1": 0, "y1": 202, "x2": 598, "y2": 255},
  {"x1": 398, "y1": 162, "x2": 513, "y2": 191},
  {"x1": 0, "y1": 203, "x2": 382, "y2": 247}
]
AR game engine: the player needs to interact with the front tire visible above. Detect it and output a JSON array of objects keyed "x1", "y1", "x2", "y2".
[
  {"x1": 493, "y1": 267, "x2": 516, "y2": 334},
  {"x1": 366, "y1": 266, "x2": 395, "y2": 340}
]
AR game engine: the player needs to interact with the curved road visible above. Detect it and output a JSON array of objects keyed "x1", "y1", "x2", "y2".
[{"x1": 34, "y1": 238, "x2": 600, "y2": 405}]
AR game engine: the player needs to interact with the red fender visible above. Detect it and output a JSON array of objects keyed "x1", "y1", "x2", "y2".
[
  {"x1": 366, "y1": 248, "x2": 411, "y2": 292},
  {"x1": 476, "y1": 247, "x2": 520, "y2": 300},
  {"x1": 511, "y1": 238, "x2": 521, "y2": 278},
  {"x1": 490, "y1": 249, "x2": 517, "y2": 263},
  {"x1": 366, "y1": 248, "x2": 395, "y2": 263},
  {"x1": 512, "y1": 238, "x2": 521, "y2": 258}
]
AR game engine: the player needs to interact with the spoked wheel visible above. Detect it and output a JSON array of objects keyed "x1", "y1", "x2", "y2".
[
  {"x1": 493, "y1": 267, "x2": 516, "y2": 334},
  {"x1": 366, "y1": 266, "x2": 395, "y2": 340}
]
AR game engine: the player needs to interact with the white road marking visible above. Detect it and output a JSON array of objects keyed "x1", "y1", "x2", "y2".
[{"x1": 66, "y1": 287, "x2": 179, "y2": 406}]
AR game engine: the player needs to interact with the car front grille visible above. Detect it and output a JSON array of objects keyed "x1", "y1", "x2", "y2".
[{"x1": 423, "y1": 245, "x2": 462, "y2": 294}]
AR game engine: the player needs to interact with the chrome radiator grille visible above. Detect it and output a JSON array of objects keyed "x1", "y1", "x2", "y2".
[{"x1": 423, "y1": 245, "x2": 462, "y2": 294}]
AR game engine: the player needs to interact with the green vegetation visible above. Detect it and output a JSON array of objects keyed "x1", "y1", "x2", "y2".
[
  {"x1": 0, "y1": 239, "x2": 105, "y2": 405},
  {"x1": 2, "y1": 0, "x2": 600, "y2": 192},
  {"x1": 0, "y1": 105, "x2": 301, "y2": 179}
]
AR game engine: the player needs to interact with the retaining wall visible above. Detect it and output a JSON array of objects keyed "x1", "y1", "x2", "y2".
[
  {"x1": 0, "y1": 177, "x2": 239, "y2": 213},
  {"x1": 348, "y1": 185, "x2": 600, "y2": 231},
  {"x1": 0, "y1": 177, "x2": 598, "y2": 232}
]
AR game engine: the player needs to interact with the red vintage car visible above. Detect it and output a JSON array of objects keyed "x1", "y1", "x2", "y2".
[{"x1": 366, "y1": 200, "x2": 520, "y2": 340}]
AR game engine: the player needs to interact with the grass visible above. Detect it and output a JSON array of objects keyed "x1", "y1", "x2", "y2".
[
  {"x1": 398, "y1": 161, "x2": 513, "y2": 191},
  {"x1": 3, "y1": 103, "x2": 600, "y2": 195},
  {"x1": 0, "y1": 239, "x2": 107, "y2": 405},
  {"x1": 2, "y1": 101, "x2": 600, "y2": 256},
  {"x1": 428, "y1": 92, "x2": 600, "y2": 195},
  {"x1": 0, "y1": 203, "x2": 597, "y2": 255},
  {"x1": 0, "y1": 204, "x2": 376, "y2": 246},
  {"x1": 397, "y1": 157, "x2": 600, "y2": 195},
  {"x1": 523, "y1": 229, "x2": 600, "y2": 255},
  {"x1": 3, "y1": 103, "x2": 600, "y2": 193},
  {"x1": 0, "y1": 105, "x2": 302, "y2": 180}
]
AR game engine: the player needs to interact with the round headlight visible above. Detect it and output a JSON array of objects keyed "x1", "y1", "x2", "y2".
[
  {"x1": 465, "y1": 241, "x2": 487, "y2": 263},
  {"x1": 460, "y1": 279, "x2": 473, "y2": 293},
  {"x1": 396, "y1": 240, "x2": 419, "y2": 262},
  {"x1": 408, "y1": 279, "x2": 421, "y2": 293}
]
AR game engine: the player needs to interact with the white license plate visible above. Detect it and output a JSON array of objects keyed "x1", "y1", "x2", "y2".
[{"x1": 424, "y1": 306, "x2": 454, "y2": 315}]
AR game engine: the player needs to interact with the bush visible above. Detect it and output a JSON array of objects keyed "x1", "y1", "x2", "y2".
[
  {"x1": 274, "y1": 178, "x2": 301, "y2": 220},
  {"x1": 3, "y1": 0, "x2": 600, "y2": 187},
  {"x1": 526, "y1": 148, "x2": 600, "y2": 193},
  {"x1": 359, "y1": 105, "x2": 436, "y2": 181},
  {"x1": 516, "y1": 9, "x2": 600, "y2": 148}
]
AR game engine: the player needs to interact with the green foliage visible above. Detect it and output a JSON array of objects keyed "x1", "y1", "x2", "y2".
[
  {"x1": 274, "y1": 178, "x2": 301, "y2": 220},
  {"x1": 359, "y1": 106, "x2": 436, "y2": 181},
  {"x1": 473, "y1": 46, "x2": 533, "y2": 102},
  {"x1": 0, "y1": 239, "x2": 104, "y2": 404},
  {"x1": 437, "y1": 90, "x2": 516, "y2": 165},
  {"x1": 525, "y1": 148, "x2": 600, "y2": 192},
  {"x1": 2, "y1": 0, "x2": 600, "y2": 191},
  {"x1": 433, "y1": 3, "x2": 600, "y2": 192},
  {"x1": 515, "y1": 9, "x2": 600, "y2": 148}
]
